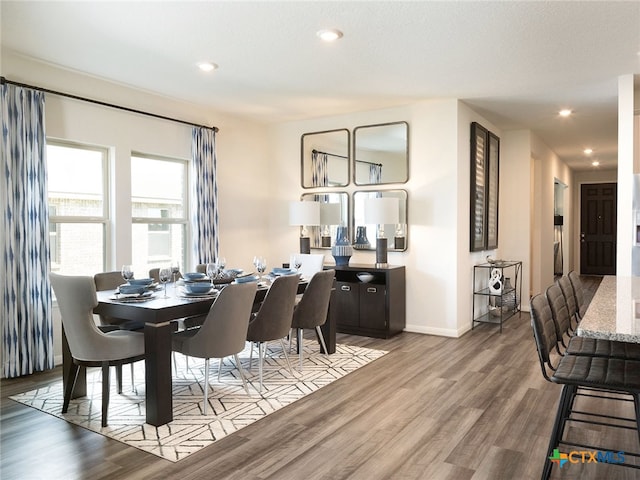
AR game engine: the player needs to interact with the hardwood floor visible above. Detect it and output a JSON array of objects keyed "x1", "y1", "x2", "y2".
[{"x1": 3, "y1": 275, "x2": 638, "y2": 480}]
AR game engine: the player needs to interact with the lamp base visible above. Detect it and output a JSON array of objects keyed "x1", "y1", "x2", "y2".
[
  {"x1": 376, "y1": 238, "x2": 388, "y2": 265},
  {"x1": 321, "y1": 236, "x2": 331, "y2": 248},
  {"x1": 300, "y1": 237, "x2": 311, "y2": 255}
]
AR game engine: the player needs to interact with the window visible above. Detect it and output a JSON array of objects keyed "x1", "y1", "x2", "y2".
[
  {"x1": 131, "y1": 154, "x2": 188, "y2": 276},
  {"x1": 47, "y1": 141, "x2": 108, "y2": 275}
]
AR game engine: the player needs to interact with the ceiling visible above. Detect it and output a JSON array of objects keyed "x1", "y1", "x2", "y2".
[{"x1": 2, "y1": 1, "x2": 639, "y2": 171}]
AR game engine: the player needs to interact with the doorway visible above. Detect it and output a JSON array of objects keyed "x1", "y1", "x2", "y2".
[{"x1": 580, "y1": 182, "x2": 617, "y2": 275}]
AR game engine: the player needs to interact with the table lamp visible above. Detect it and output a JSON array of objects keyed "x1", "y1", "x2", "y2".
[
  {"x1": 289, "y1": 201, "x2": 321, "y2": 254},
  {"x1": 320, "y1": 202, "x2": 342, "y2": 247},
  {"x1": 364, "y1": 197, "x2": 399, "y2": 265}
]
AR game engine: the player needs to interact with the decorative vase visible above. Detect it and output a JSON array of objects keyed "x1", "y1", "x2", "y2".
[
  {"x1": 496, "y1": 277, "x2": 517, "y2": 311},
  {"x1": 332, "y1": 226, "x2": 353, "y2": 266},
  {"x1": 488, "y1": 268, "x2": 503, "y2": 294},
  {"x1": 353, "y1": 226, "x2": 370, "y2": 249}
]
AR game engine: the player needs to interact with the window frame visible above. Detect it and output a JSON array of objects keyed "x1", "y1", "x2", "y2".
[{"x1": 46, "y1": 138, "x2": 110, "y2": 273}]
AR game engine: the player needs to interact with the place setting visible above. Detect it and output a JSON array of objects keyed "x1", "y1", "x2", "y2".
[{"x1": 109, "y1": 266, "x2": 159, "y2": 302}]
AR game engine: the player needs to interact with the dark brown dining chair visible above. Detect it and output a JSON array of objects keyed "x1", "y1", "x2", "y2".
[
  {"x1": 290, "y1": 269, "x2": 335, "y2": 370},
  {"x1": 568, "y1": 270, "x2": 588, "y2": 318},
  {"x1": 50, "y1": 272, "x2": 145, "y2": 427},
  {"x1": 172, "y1": 282, "x2": 257, "y2": 414},
  {"x1": 246, "y1": 274, "x2": 299, "y2": 391}
]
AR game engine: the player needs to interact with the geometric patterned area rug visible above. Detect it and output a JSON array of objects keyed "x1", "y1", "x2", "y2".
[{"x1": 10, "y1": 343, "x2": 386, "y2": 462}]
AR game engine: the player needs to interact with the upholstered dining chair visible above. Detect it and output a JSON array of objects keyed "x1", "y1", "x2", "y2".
[
  {"x1": 94, "y1": 271, "x2": 144, "y2": 331},
  {"x1": 293, "y1": 253, "x2": 325, "y2": 279},
  {"x1": 568, "y1": 270, "x2": 588, "y2": 319},
  {"x1": 50, "y1": 272, "x2": 145, "y2": 427},
  {"x1": 246, "y1": 274, "x2": 300, "y2": 391},
  {"x1": 172, "y1": 282, "x2": 257, "y2": 414},
  {"x1": 290, "y1": 269, "x2": 335, "y2": 370}
]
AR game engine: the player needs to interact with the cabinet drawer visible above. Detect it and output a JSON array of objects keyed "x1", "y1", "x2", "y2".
[
  {"x1": 334, "y1": 281, "x2": 359, "y2": 326},
  {"x1": 359, "y1": 284, "x2": 386, "y2": 330}
]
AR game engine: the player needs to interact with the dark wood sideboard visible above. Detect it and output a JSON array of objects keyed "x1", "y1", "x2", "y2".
[{"x1": 329, "y1": 264, "x2": 406, "y2": 339}]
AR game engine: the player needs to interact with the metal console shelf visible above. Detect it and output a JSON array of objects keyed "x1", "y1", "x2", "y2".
[{"x1": 472, "y1": 260, "x2": 522, "y2": 333}]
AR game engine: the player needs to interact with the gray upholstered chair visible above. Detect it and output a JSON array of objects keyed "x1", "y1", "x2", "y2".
[
  {"x1": 50, "y1": 272, "x2": 145, "y2": 427},
  {"x1": 246, "y1": 274, "x2": 299, "y2": 391},
  {"x1": 94, "y1": 271, "x2": 144, "y2": 331},
  {"x1": 172, "y1": 282, "x2": 257, "y2": 414},
  {"x1": 290, "y1": 269, "x2": 335, "y2": 370},
  {"x1": 292, "y1": 253, "x2": 325, "y2": 279},
  {"x1": 568, "y1": 271, "x2": 588, "y2": 318}
]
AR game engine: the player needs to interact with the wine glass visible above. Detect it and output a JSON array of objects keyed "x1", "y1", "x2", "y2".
[
  {"x1": 158, "y1": 267, "x2": 171, "y2": 298},
  {"x1": 217, "y1": 256, "x2": 226, "y2": 276},
  {"x1": 256, "y1": 257, "x2": 267, "y2": 278},
  {"x1": 170, "y1": 260, "x2": 180, "y2": 283},
  {"x1": 121, "y1": 264, "x2": 134, "y2": 282},
  {"x1": 292, "y1": 255, "x2": 302, "y2": 272},
  {"x1": 206, "y1": 262, "x2": 217, "y2": 280}
]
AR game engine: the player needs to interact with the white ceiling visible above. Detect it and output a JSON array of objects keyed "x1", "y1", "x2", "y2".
[{"x1": 2, "y1": 1, "x2": 639, "y2": 170}]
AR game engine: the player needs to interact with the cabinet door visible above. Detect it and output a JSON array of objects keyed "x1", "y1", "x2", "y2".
[
  {"x1": 359, "y1": 284, "x2": 386, "y2": 330},
  {"x1": 334, "y1": 281, "x2": 359, "y2": 327}
]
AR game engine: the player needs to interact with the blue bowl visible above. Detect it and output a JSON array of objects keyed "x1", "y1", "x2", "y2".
[
  {"x1": 184, "y1": 282, "x2": 213, "y2": 294},
  {"x1": 128, "y1": 278, "x2": 154, "y2": 286},
  {"x1": 119, "y1": 284, "x2": 146, "y2": 295},
  {"x1": 272, "y1": 267, "x2": 295, "y2": 275},
  {"x1": 183, "y1": 272, "x2": 207, "y2": 281}
]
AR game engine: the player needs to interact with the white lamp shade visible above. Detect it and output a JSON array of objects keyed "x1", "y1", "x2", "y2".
[
  {"x1": 289, "y1": 201, "x2": 321, "y2": 226},
  {"x1": 320, "y1": 203, "x2": 342, "y2": 225},
  {"x1": 363, "y1": 197, "x2": 399, "y2": 225}
]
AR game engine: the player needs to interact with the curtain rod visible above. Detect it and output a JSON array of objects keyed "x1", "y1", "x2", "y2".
[
  {"x1": 312, "y1": 149, "x2": 382, "y2": 167},
  {"x1": 1, "y1": 76, "x2": 219, "y2": 133}
]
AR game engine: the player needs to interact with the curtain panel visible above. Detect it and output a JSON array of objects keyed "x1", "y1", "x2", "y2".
[
  {"x1": 191, "y1": 127, "x2": 219, "y2": 266},
  {"x1": 1, "y1": 83, "x2": 54, "y2": 378}
]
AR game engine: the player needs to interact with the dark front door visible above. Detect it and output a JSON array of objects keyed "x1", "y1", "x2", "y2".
[{"x1": 580, "y1": 182, "x2": 617, "y2": 275}]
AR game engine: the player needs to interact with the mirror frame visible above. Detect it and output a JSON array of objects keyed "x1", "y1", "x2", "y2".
[
  {"x1": 353, "y1": 121, "x2": 409, "y2": 186},
  {"x1": 301, "y1": 128, "x2": 350, "y2": 188},
  {"x1": 352, "y1": 189, "x2": 408, "y2": 252},
  {"x1": 300, "y1": 192, "x2": 350, "y2": 250}
]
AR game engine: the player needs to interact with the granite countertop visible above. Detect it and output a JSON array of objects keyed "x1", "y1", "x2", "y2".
[{"x1": 577, "y1": 276, "x2": 640, "y2": 343}]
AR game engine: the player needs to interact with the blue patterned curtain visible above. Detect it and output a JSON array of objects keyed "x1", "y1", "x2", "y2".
[
  {"x1": 191, "y1": 127, "x2": 218, "y2": 266},
  {"x1": 1, "y1": 83, "x2": 53, "y2": 378},
  {"x1": 311, "y1": 151, "x2": 328, "y2": 187}
]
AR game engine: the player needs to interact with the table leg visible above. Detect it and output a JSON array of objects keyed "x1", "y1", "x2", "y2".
[
  {"x1": 62, "y1": 325, "x2": 86, "y2": 399},
  {"x1": 145, "y1": 321, "x2": 173, "y2": 426},
  {"x1": 319, "y1": 292, "x2": 337, "y2": 354}
]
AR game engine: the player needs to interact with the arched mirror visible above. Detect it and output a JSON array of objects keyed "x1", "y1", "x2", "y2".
[
  {"x1": 301, "y1": 129, "x2": 350, "y2": 188},
  {"x1": 352, "y1": 189, "x2": 408, "y2": 251},
  {"x1": 300, "y1": 192, "x2": 349, "y2": 249},
  {"x1": 353, "y1": 121, "x2": 409, "y2": 185}
]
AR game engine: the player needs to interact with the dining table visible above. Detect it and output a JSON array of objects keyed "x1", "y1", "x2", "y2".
[
  {"x1": 576, "y1": 275, "x2": 640, "y2": 343},
  {"x1": 62, "y1": 276, "x2": 335, "y2": 427}
]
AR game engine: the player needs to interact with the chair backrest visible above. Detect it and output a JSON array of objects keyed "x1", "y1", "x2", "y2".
[
  {"x1": 295, "y1": 254, "x2": 325, "y2": 279},
  {"x1": 568, "y1": 271, "x2": 587, "y2": 317},
  {"x1": 50, "y1": 272, "x2": 109, "y2": 362},
  {"x1": 557, "y1": 275, "x2": 578, "y2": 321},
  {"x1": 292, "y1": 269, "x2": 335, "y2": 329},
  {"x1": 545, "y1": 284, "x2": 572, "y2": 346},
  {"x1": 181, "y1": 282, "x2": 258, "y2": 359},
  {"x1": 94, "y1": 271, "x2": 123, "y2": 291},
  {"x1": 529, "y1": 293, "x2": 560, "y2": 381},
  {"x1": 247, "y1": 274, "x2": 300, "y2": 342}
]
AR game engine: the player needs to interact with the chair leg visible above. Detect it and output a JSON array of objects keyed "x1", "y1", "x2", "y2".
[
  {"x1": 234, "y1": 353, "x2": 250, "y2": 395},
  {"x1": 116, "y1": 365, "x2": 123, "y2": 394},
  {"x1": 543, "y1": 384, "x2": 575, "y2": 480},
  {"x1": 280, "y1": 338, "x2": 294, "y2": 375},
  {"x1": 634, "y1": 394, "x2": 640, "y2": 445},
  {"x1": 258, "y1": 342, "x2": 264, "y2": 392},
  {"x1": 249, "y1": 342, "x2": 254, "y2": 373},
  {"x1": 218, "y1": 357, "x2": 223, "y2": 381},
  {"x1": 316, "y1": 325, "x2": 328, "y2": 356},
  {"x1": 203, "y1": 358, "x2": 210, "y2": 415},
  {"x1": 297, "y1": 329, "x2": 304, "y2": 371},
  {"x1": 62, "y1": 362, "x2": 80, "y2": 414},
  {"x1": 101, "y1": 362, "x2": 110, "y2": 428},
  {"x1": 130, "y1": 363, "x2": 135, "y2": 392}
]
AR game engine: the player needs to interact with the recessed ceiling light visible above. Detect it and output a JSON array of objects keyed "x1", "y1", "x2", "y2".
[
  {"x1": 559, "y1": 109, "x2": 572, "y2": 117},
  {"x1": 592, "y1": 160, "x2": 600, "y2": 167},
  {"x1": 197, "y1": 62, "x2": 218, "y2": 72},
  {"x1": 317, "y1": 29, "x2": 343, "y2": 42},
  {"x1": 584, "y1": 148, "x2": 593, "y2": 155}
]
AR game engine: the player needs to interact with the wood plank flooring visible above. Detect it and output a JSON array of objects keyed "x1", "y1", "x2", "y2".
[{"x1": 3, "y1": 275, "x2": 638, "y2": 480}]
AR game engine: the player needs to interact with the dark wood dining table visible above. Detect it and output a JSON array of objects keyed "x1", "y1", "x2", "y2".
[{"x1": 62, "y1": 279, "x2": 335, "y2": 427}]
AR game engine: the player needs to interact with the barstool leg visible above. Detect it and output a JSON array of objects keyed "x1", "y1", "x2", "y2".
[{"x1": 543, "y1": 384, "x2": 575, "y2": 480}]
